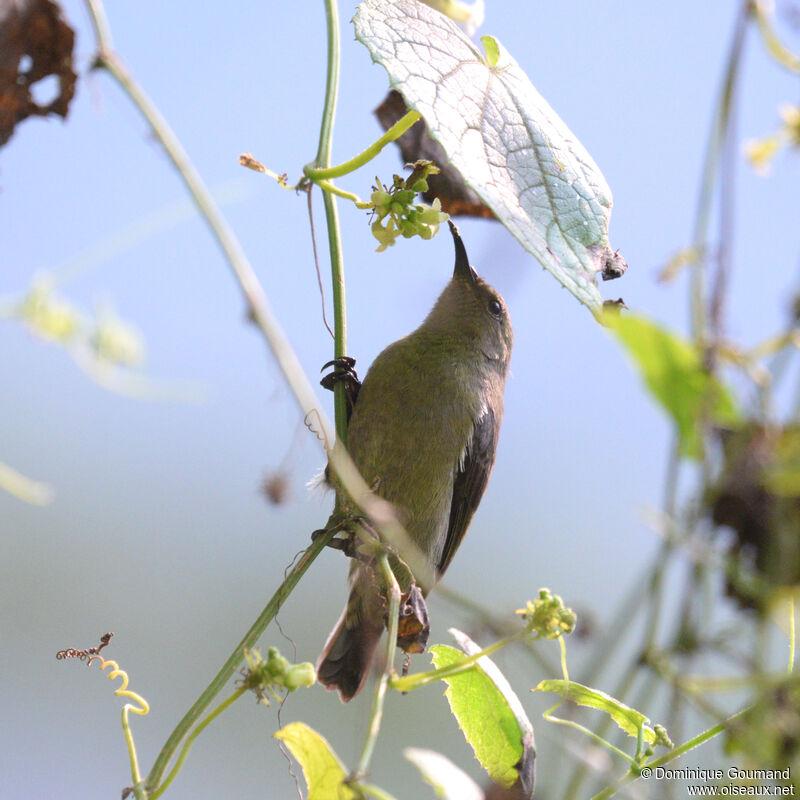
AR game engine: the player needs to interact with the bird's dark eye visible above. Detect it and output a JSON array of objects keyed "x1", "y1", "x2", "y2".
[{"x1": 488, "y1": 298, "x2": 503, "y2": 317}]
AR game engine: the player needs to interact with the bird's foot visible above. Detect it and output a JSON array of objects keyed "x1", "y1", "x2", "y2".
[{"x1": 320, "y1": 356, "x2": 361, "y2": 418}]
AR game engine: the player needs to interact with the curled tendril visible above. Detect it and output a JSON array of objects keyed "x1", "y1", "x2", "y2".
[
  {"x1": 57, "y1": 631, "x2": 149, "y2": 788},
  {"x1": 56, "y1": 632, "x2": 114, "y2": 664},
  {"x1": 303, "y1": 408, "x2": 329, "y2": 449},
  {"x1": 95, "y1": 658, "x2": 150, "y2": 717},
  {"x1": 56, "y1": 632, "x2": 149, "y2": 714}
]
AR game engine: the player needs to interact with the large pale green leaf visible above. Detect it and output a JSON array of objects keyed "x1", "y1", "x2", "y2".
[
  {"x1": 431, "y1": 629, "x2": 535, "y2": 796},
  {"x1": 354, "y1": 0, "x2": 624, "y2": 317},
  {"x1": 404, "y1": 747, "x2": 484, "y2": 800},
  {"x1": 534, "y1": 679, "x2": 656, "y2": 743},
  {"x1": 274, "y1": 722, "x2": 356, "y2": 800},
  {"x1": 609, "y1": 313, "x2": 740, "y2": 458}
]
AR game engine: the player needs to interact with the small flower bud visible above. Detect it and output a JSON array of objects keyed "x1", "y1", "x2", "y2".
[{"x1": 283, "y1": 662, "x2": 317, "y2": 690}]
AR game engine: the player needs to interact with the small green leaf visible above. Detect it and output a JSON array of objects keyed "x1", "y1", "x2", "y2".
[
  {"x1": 481, "y1": 35, "x2": 500, "y2": 67},
  {"x1": 608, "y1": 313, "x2": 739, "y2": 458},
  {"x1": 534, "y1": 679, "x2": 656, "y2": 743},
  {"x1": 274, "y1": 722, "x2": 356, "y2": 800},
  {"x1": 404, "y1": 747, "x2": 484, "y2": 800},
  {"x1": 432, "y1": 632, "x2": 535, "y2": 796}
]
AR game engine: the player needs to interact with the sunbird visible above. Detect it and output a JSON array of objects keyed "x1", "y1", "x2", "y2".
[{"x1": 317, "y1": 222, "x2": 513, "y2": 701}]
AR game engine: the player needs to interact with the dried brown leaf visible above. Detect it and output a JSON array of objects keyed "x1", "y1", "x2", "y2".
[{"x1": 0, "y1": 0, "x2": 76, "y2": 148}]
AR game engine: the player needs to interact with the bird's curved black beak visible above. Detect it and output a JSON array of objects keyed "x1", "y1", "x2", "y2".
[{"x1": 448, "y1": 220, "x2": 477, "y2": 284}]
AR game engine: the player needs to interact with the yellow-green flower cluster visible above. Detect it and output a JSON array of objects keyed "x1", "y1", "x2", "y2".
[
  {"x1": 91, "y1": 308, "x2": 144, "y2": 368},
  {"x1": 240, "y1": 647, "x2": 316, "y2": 704},
  {"x1": 18, "y1": 280, "x2": 81, "y2": 343},
  {"x1": 15, "y1": 279, "x2": 144, "y2": 367},
  {"x1": 369, "y1": 161, "x2": 450, "y2": 251},
  {"x1": 516, "y1": 588, "x2": 577, "y2": 639}
]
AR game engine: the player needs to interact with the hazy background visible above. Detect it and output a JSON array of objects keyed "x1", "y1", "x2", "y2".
[{"x1": 2, "y1": 1, "x2": 799, "y2": 797}]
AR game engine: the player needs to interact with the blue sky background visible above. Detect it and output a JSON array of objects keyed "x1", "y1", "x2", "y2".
[{"x1": 2, "y1": 1, "x2": 800, "y2": 797}]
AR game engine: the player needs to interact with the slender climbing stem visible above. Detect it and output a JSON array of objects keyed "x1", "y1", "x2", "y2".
[
  {"x1": 305, "y1": 111, "x2": 422, "y2": 181},
  {"x1": 352, "y1": 554, "x2": 401, "y2": 781},
  {"x1": 315, "y1": 180, "x2": 371, "y2": 207},
  {"x1": 390, "y1": 630, "x2": 526, "y2": 692},
  {"x1": 303, "y1": 1, "x2": 432, "y2": 589},
  {"x1": 314, "y1": 0, "x2": 350, "y2": 446},
  {"x1": 545, "y1": 707, "x2": 638, "y2": 768},
  {"x1": 150, "y1": 689, "x2": 245, "y2": 800},
  {"x1": 357, "y1": 782, "x2": 401, "y2": 800},
  {"x1": 145, "y1": 530, "x2": 335, "y2": 791},
  {"x1": 591, "y1": 707, "x2": 749, "y2": 800},
  {"x1": 315, "y1": 0, "x2": 340, "y2": 170}
]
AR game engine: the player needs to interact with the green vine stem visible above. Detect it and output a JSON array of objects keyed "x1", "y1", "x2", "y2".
[
  {"x1": 545, "y1": 634, "x2": 642, "y2": 769},
  {"x1": 352, "y1": 554, "x2": 402, "y2": 782},
  {"x1": 315, "y1": 180, "x2": 372, "y2": 208},
  {"x1": 547, "y1": 709, "x2": 638, "y2": 768},
  {"x1": 308, "y1": 2, "x2": 432, "y2": 595},
  {"x1": 305, "y1": 110, "x2": 422, "y2": 181},
  {"x1": 145, "y1": 529, "x2": 335, "y2": 792},
  {"x1": 389, "y1": 629, "x2": 526, "y2": 692},
  {"x1": 314, "y1": 0, "x2": 350, "y2": 446},
  {"x1": 356, "y1": 781, "x2": 401, "y2": 800},
  {"x1": 590, "y1": 708, "x2": 749, "y2": 800},
  {"x1": 150, "y1": 688, "x2": 245, "y2": 799}
]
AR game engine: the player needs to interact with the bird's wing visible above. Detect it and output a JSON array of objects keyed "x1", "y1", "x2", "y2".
[{"x1": 437, "y1": 407, "x2": 499, "y2": 576}]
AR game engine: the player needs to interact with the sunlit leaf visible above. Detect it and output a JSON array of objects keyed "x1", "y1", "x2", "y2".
[
  {"x1": 534, "y1": 679, "x2": 656, "y2": 743},
  {"x1": 608, "y1": 313, "x2": 739, "y2": 458},
  {"x1": 354, "y1": 0, "x2": 624, "y2": 317},
  {"x1": 431, "y1": 629, "x2": 535, "y2": 797},
  {"x1": 404, "y1": 747, "x2": 484, "y2": 800},
  {"x1": 273, "y1": 722, "x2": 356, "y2": 800}
]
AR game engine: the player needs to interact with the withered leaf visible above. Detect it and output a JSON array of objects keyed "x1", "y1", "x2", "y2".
[{"x1": 0, "y1": 0, "x2": 77, "y2": 148}]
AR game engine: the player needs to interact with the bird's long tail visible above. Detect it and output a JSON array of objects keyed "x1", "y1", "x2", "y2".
[{"x1": 316, "y1": 584, "x2": 384, "y2": 702}]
